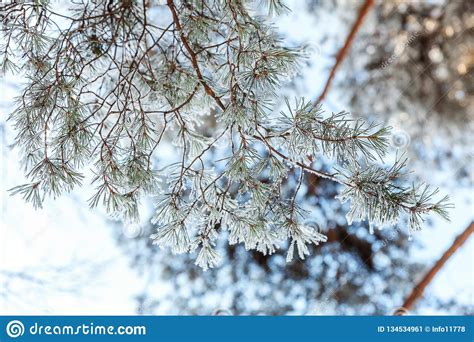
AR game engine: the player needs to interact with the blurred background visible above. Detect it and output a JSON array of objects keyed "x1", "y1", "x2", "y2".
[{"x1": 1, "y1": 0, "x2": 473, "y2": 315}]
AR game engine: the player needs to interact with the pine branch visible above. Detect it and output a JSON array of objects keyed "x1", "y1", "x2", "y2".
[
  {"x1": 166, "y1": 0, "x2": 226, "y2": 111},
  {"x1": 1, "y1": 0, "x2": 451, "y2": 269},
  {"x1": 401, "y1": 221, "x2": 474, "y2": 311}
]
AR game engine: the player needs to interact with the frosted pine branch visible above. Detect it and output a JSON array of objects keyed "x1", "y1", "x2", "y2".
[{"x1": 1, "y1": 0, "x2": 451, "y2": 269}]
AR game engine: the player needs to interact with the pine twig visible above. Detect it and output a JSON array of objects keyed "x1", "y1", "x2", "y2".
[
  {"x1": 166, "y1": 0, "x2": 226, "y2": 110},
  {"x1": 315, "y1": 0, "x2": 374, "y2": 104},
  {"x1": 401, "y1": 221, "x2": 474, "y2": 311}
]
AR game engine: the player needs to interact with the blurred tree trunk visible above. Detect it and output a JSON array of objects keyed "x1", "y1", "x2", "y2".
[
  {"x1": 315, "y1": 0, "x2": 374, "y2": 104},
  {"x1": 402, "y1": 221, "x2": 474, "y2": 311}
]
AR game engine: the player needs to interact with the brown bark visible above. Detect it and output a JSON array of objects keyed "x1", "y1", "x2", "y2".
[
  {"x1": 315, "y1": 0, "x2": 374, "y2": 104},
  {"x1": 167, "y1": 0, "x2": 226, "y2": 111},
  {"x1": 401, "y1": 221, "x2": 474, "y2": 310}
]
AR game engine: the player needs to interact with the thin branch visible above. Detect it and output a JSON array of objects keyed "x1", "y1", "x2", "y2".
[
  {"x1": 166, "y1": 0, "x2": 226, "y2": 110},
  {"x1": 401, "y1": 221, "x2": 474, "y2": 311},
  {"x1": 315, "y1": 0, "x2": 374, "y2": 104}
]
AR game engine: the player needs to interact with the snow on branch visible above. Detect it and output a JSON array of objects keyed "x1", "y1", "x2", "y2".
[{"x1": 1, "y1": 0, "x2": 451, "y2": 269}]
